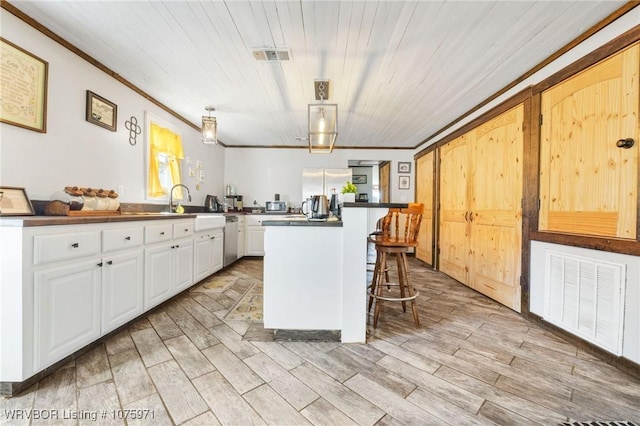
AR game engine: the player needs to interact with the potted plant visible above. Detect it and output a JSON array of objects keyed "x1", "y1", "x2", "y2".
[{"x1": 341, "y1": 181, "x2": 357, "y2": 203}]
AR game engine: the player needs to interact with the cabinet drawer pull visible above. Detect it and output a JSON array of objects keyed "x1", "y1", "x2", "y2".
[
  {"x1": 125, "y1": 236, "x2": 131, "y2": 240},
  {"x1": 184, "y1": 228, "x2": 189, "y2": 232},
  {"x1": 97, "y1": 262, "x2": 103, "y2": 267},
  {"x1": 160, "y1": 232, "x2": 165, "y2": 236},
  {"x1": 71, "y1": 243, "x2": 79, "y2": 248},
  {"x1": 106, "y1": 260, "x2": 113, "y2": 265}
]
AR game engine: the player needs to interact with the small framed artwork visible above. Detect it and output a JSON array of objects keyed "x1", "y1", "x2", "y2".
[
  {"x1": 398, "y1": 175, "x2": 410, "y2": 190},
  {"x1": 86, "y1": 90, "x2": 117, "y2": 131},
  {"x1": 0, "y1": 186, "x2": 35, "y2": 216},
  {"x1": 352, "y1": 175, "x2": 367, "y2": 184},
  {"x1": 0, "y1": 38, "x2": 49, "y2": 132},
  {"x1": 398, "y1": 162, "x2": 411, "y2": 173}
]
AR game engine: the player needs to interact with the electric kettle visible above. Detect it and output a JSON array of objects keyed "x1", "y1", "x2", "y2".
[
  {"x1": 311, "y1": 195, "x2": 330, "y2": 219},
  {"x1": 204, "y1": 195, "x2": 222, "y2": 212}
]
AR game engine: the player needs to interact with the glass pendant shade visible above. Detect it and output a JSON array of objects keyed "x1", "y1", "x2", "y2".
[
  {"x1": 202, "y1": 115, "x2": 217, "y2": 145},
  {"x1": 308, "y1": 103, "x2": 337, "y2": 153}
]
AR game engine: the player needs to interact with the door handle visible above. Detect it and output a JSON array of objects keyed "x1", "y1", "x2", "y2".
[
  {"x1": 616, "y1": 138, "x2": 635, "y2": 149},
  {"x1": 71, "y1": 243, "x2": 79, "y2": 248}
]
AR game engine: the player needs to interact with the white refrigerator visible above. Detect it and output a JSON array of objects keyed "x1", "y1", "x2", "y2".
[{"x1": 302, "y1": 168, "x2": 352, "y2": 200}]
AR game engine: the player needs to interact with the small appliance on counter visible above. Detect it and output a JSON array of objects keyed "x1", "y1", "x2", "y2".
[
  {"x1": 204, "y1": 194, "x2": 223, "y2": 212},
  {"x1": 265, "y1": 200, "x2": 287, "y2": 213},
  {"x1": 310, "y1": 194, "x2": 330, "y2": 219},
  {"x1": 223, "y1": 195, "x2": 243, "y2": 211}
]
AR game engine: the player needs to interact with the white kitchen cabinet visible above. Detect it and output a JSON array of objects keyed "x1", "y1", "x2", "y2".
[
  {"x1": 245, "y1": 215, "x2": 266, "y2": 256},
  {"x1": 174, "y1": 238, "x2": 194, "y2": 292},
  {"x1": 102, "y1": 225, "x2": 144, "y2": 333},
  {"x1": 245, "y1": 215, "x2": 291, "y2": 256},
  {"x1": 194, "y1": 229, "x2": 224, "y2": 282},
  {"x1": 143, "y1": 221, "x2": 194, "y2": 309},
  {"x1": 237, "y1": 216, "x2": 245, "y2": 258},
  {"x1": 0, "y1": 216, "x2": 200, "y2": 389},
  {"x1": 144, "y1": 243, "x2": 173, "y2": 308},
  {"x1": 102, "y1": 249, "x2": 144, "y2": 334},
  {"x1": 33, "y1": 258, "x2": 102, "y2": 371}
]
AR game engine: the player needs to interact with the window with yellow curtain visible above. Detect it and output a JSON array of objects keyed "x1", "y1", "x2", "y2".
[{"x1": 147, "y1": 122, "x2": 184, "y2": 199}]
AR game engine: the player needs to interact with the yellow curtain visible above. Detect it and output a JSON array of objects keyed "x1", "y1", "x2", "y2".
[{"x1": 148, "y1": 123, "x2": 184, "y2": 198}]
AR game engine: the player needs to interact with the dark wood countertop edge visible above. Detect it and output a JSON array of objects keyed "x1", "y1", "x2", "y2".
[
  {"x1": 342, "y1": 202, "x2": 408, "y2": 208},
  {"x1": 262, "y1": 220, "x2": 343, "y2": 227},
  {"x1": 0, "y1": 213, "x2": 198, "y2": 227}
]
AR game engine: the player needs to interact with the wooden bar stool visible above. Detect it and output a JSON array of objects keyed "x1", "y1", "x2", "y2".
[{"x1": 368, "y1": 203, "x2": 423, "y2": 328}]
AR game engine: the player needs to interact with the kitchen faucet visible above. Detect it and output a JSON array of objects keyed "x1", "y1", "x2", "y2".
[{"x1": 169, "y1": 184, "x2": 191, "y2": 212}]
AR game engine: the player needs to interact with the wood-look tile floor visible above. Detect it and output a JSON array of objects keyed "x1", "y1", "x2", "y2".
[{"x1": 2, "y1": 257, "x2": 640, "y2": 425}]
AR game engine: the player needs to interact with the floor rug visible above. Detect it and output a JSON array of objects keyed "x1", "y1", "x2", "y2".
[
  {"x1": 224, "y1": 282, "x2": 263, "y2": 321},
  {"x1": 190, "y1": 274, "x2": 238, "y2": 293}
]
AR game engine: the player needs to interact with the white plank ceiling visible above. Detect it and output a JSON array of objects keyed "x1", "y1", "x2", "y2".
[{"x1": 5, "y1": 1, "x2": 628, "y2": 149}]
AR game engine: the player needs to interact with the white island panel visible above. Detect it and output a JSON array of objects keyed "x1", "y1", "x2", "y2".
[{"x1": 263, "y1": 226, "x2": 343, "y2": 330}]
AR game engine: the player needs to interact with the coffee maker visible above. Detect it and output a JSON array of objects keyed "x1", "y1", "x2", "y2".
[{"x1": 224, "y1": 195, "x2": 243, "y2": 211}]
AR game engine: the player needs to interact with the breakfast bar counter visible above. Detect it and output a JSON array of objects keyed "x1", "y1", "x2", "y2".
[{"x1": 262, "y1": 203, "x2": 405, "y2": 342}]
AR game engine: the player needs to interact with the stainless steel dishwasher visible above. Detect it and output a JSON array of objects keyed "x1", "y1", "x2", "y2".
[{"x1": 223, "y1": 215, "x2": 239, "y2": 267}]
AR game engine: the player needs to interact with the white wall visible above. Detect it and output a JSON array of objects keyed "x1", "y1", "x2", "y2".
[
  {"x1": 0, "y1": 11, "x2": 225, "y2": 207},
  {"x1": 223, "y1": 148, "x2": 415, "y2": 209}
]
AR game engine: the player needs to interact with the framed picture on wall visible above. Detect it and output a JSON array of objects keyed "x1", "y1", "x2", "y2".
[
  {"x1": 0, "y1": 38, "x2": 48, "y2": 133},
  {"x1": 352, "y1": 175, "x2": 367, "y2": 184},
  {"x1": 0, "y1": 186, "x2": 35, "y2": 216},
  {"x1": 86, "y1": 90, "x2": 117, "y2": 131},
  {"x1": 398, "y1": 162, "x2": 411, "y2": 173},
  {"x1": 398, "y1": 175, "x2": 410, "y2": 190}
]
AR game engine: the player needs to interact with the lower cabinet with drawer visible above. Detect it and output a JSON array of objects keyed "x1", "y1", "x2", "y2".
[
  {"x1": 0, "y1": 217, "x2": 195, "y2": 390},
  {"x1": 143, "y1": 220, "x2": 194, "y2": 310}
]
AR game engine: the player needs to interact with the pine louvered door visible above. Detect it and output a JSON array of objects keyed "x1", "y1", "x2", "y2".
[
  {"x1": 539, "y1": 43, "x2": 639, "y2": 239},
  {"x1": 416, "y1": 151, "x2": 435, "y2": 265},
  {"x1": 439, "y1": 135, "x2": 471, "y2": 284},
  {"x1": 438, "y1": 105, "x2": 524, "y2": 311},
  {"x1": 469, "y1": 105, "x2": 523, "y2": 312}
]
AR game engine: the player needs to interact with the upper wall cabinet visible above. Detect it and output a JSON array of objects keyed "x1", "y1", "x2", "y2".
[
  {"x1": 439, "y1": 104, "x2": 524, "y2": 312},
  {"x1": 539, "y1": 43, "x2": 639, "y2": 239}
]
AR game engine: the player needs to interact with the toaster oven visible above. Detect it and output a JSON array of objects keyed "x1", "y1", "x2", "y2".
[{"x1": 265, "y1": 201, "x2": 287, "y2": 212}]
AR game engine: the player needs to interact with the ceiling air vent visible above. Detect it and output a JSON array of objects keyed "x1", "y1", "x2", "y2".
[{"x1": 252, "y1": 48, "x2": 291, "y2": 62}]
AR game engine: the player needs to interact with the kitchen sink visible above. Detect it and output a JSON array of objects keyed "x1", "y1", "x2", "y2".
[{"x1": 194, "y1": 213, "x2": 225, "y2": 231}]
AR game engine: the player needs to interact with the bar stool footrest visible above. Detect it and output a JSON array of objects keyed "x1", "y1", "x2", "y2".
[{"x1": 368, "y1": 290, "x2": 420, "y2": 302}]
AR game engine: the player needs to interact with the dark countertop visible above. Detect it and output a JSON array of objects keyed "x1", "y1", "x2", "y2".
[
  {"x1": 342, "y1": 202, "x2": 408, "y2": 208},
  {"x1": 262, "y1": 218, "x2": 343, "y2": 227},
  {"x1": 0, "y1": 212, "x2": 198, "y2": 227}
]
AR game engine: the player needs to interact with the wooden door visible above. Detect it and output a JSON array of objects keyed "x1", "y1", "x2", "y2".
[
  {"x1": 415, "y1": 151, "x2": 435, "y2": 265},
  {"x1": 539, "y1": 43, "x2": 639, "y2": 239},
  {"x1": 469, "y1": 105, "x2": 523, "y2": 312},
  {"x1": 379, "y1": 162, "x2": 390, "y2": 203},
  {"x1": 438, "y1": 134, "x2": 471, "y2": 284}
]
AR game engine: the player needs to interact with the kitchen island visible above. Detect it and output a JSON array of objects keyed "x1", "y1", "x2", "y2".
[{"x1": 262, "y1": 203, "x2": 406, "y2": 342}]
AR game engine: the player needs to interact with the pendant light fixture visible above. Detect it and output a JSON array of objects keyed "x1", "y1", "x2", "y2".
[
  {"x1": 202, "y1": 106, "x2": 217, "y2": 145},
  {"x1": 308, "y1": 80, "x2": 337, "y2": 153}
]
